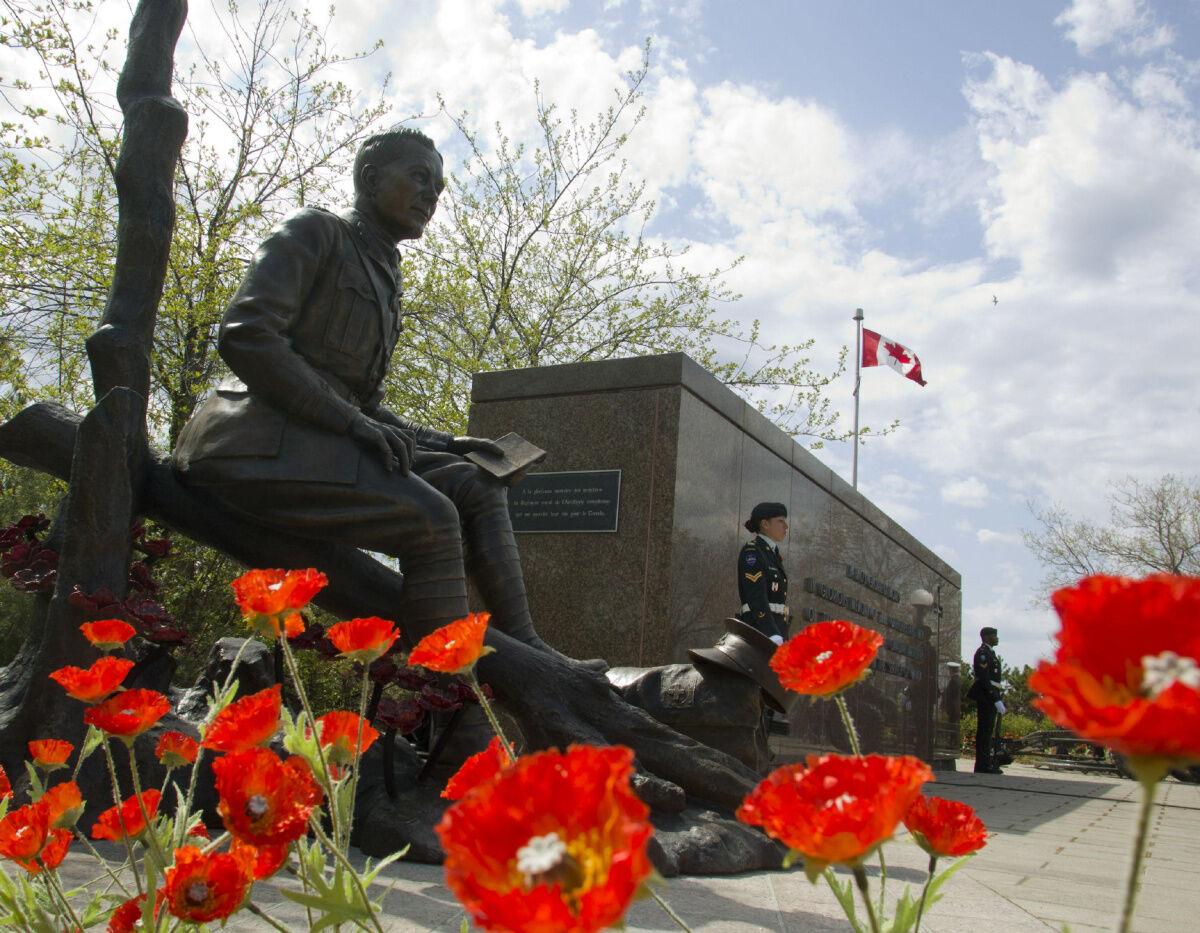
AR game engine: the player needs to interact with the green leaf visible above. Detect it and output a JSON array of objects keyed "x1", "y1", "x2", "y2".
[
  {"x1": 823, "y1": 870, "x2": 864, "y2": 933},
  {"x1": 23, "y1": 762, "x2": 44, "y2": 799}
]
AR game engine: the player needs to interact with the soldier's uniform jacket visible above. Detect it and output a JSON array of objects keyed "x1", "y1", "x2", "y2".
[
  {"x1": 968, "y1": 643, "x2": 1003, "y2": 703},
  {"x1": 174, "y1": 206, "x2": 450, "y2": 485},
  {"x1": 737, "y1": 536, "x2": 788, "y2": 638}
]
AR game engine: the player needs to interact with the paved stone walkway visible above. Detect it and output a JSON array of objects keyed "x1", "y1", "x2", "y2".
[{"x1": 60, "y1": 760, "x2": 1200, "y2": 931}]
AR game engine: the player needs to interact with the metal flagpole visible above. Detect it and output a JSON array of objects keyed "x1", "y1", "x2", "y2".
[{"x1": 852, "y1": 307, "x2": 863, "y2": 489}]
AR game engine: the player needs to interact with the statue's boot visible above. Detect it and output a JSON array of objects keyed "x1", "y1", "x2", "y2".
[{"x1": 466, "y1": 505, "x2": 608, "y2": 673}]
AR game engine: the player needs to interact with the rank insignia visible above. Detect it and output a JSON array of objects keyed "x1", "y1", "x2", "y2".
[{"x1": 744, "y1": 571, "x2": 763, "y2": 583}]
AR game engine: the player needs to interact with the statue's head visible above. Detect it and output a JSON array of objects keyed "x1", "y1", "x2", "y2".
[{"x1": 353, "y1": 127, "x2": 445, "y2": 241}]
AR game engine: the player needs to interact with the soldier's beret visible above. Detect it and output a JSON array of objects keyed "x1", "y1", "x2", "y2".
[{"x1": 744, "y1": 501, "x2": 787, "y2": 532}]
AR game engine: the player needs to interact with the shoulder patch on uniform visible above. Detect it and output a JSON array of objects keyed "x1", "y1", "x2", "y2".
[
  {"x1": 744, "y1": 553, "x2": 757, "y2": 567},
  {"x1": 744, "y1": 571, "x2": 763, "y2": 583}
]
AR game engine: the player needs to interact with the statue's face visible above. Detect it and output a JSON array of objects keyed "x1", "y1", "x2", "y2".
[{"x1": 362, "y1": 142, "x2": 445, "y2": 241}]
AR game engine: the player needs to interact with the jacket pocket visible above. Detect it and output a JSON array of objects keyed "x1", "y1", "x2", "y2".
[{"x1": 325, "y1": 264, "x2": 377, "y2": 355}]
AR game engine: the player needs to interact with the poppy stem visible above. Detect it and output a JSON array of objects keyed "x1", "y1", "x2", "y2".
[
  {"x1": 649, "y1": 886, "x2": 694, "y2": 931},
  {"x1": 342, "y1": 666, "x2": 372, "y2": 849},
  {"x1": 467, "y1": 673, "x2": 516, "y2": 761},
  {"x1": 307, "y1": 818, "x2": 387, "y2": 933},
  {"x1": 100, "y1": 736, "x2": 143, "y2": 897},
  {"x1": 1118, "y1": 779, "x2": 1159, "y2": 933},
  {"x1": 914, "y1": 854, "x2": 937, "y2": 933},
  {"x1": 279, "y1": 634, "x2": 343, "y2": 845},
  {"x1": 852, "y1": 865, "x2": 882, "y2": 933},
  {"x1": 41, "y1": 868, "x2": 83, "y2": 930},
  {"x1": 126, "y1": 743, "x2": 169, "y2": 867},
  {"x1": 834, "y1": 694, "x2": 863, "y2": 755},
  {"x1": 246, "y1": 901, "x2": 292, "y2": 932},
  {"x1": 73, "y1": 829, "x2": 135, "y2": 897}
]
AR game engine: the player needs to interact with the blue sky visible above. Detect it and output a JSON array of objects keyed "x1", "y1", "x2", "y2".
[{"x1": 28, "y1": 0, "x2": 1199, "y2": 668}]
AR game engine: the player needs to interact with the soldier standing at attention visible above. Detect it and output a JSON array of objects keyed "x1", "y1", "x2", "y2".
[
  {"x1": 737, "y1": 502, "x2": 790, "y2": 645},
  {"x1": 968, "y1": 626, "x2": 1006, "y2": 774}
]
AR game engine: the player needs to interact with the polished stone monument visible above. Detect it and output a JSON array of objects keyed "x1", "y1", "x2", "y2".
[{"x1": 468, "y1": 352, "x2": 962, "y2": 767}]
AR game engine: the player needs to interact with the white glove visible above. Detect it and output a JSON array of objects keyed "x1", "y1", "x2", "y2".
[{"x1": 994, "y1": 700, "x2": 1007, "y2": 714}]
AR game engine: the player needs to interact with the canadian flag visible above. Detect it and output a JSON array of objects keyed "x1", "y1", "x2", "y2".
[{"x1": 862, "y1": 328, "x2": 926, "y2": 386}]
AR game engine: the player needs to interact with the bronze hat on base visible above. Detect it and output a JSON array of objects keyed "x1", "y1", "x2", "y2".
[{"x1": 688, "y1": 618, "x2": 794, "y2": 715}]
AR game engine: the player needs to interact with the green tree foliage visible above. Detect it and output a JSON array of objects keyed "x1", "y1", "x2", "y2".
[
  {"x1": 1024, "y1": 474, "x2": 1200, "y2": 597},
  {"x1": 396, "y1": 51, "x2": 867, "y2": 445}
]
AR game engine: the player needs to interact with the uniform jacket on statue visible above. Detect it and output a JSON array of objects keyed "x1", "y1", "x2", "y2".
[
  {"x1": 174, "y1": 207, "x2": 450, "y2": 485},
  {"x1": 737, "y1": 535, "x2": 788, "y2": 638}
]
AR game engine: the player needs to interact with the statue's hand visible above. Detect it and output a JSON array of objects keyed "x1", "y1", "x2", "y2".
[
  {"x1": 349, "y1": 412, "x2": 415, "y2": 475},
  {"x1": 446, "y1": 435, "x2": 504, "y2": 458}
]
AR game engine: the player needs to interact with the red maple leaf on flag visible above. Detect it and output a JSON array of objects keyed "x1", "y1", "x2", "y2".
[{"x1": 884, "y1": 341, "x2": 910, "y2": 364}]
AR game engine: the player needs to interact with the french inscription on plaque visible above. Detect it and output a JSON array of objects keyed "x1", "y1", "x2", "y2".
[{"x1": 509, "y1": 470, "x2": 621, "y2": 533}]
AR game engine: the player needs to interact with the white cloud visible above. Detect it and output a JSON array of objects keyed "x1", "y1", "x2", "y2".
[
  {"x1": 942, "y1": 477, "x2": 989, "y2": 508},
  {"x1": 1054, "y1": 0, "x2": 1174, "y2": 57},
  {"x1": 513, "y1": 0, "x2": 570, "y2": 16},
  {"x1": 859, "y1": 472, "x2": 924, "y2": 525},
  {"x1": 976, "y1": 528, "x2": 1022, "y2": 547}
]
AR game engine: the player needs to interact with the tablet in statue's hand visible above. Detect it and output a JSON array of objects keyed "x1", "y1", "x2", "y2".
[{"x1": 465, "y1": 432, "x2": 546, "y2": 485}]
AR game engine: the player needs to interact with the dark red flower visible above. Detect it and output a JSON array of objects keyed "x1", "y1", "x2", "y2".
[
  {"x1": 327, "y1": 616, "x2": 399, "y2": 663},
  {"x1": 442, "y1": 737, "x2": 511, "y2": 801},
  {"x1": 28, "y1": 739, "x2": 73, "y2": 771},
  {"x1": 375, "y1": 695, "x2": 427, "y2": 734},
  {"x1": 230, "y1": 837, "x2": 290, "y2": 880},
  {"x1": 231, "y1": 568, "x2": 327, "y2": 638},
  {"x1": 437, "y1": 744, "x2": 652, "y2": 932},
  {"x1": 162, "y1": 846, "x2": 251, "y2": 923},
  {"x1": 156, "y1": 731, "x2": 199, "y2": 769},
  {"x1": 771, "y1": 620, "x2": 883, "y2": 697},
  {"x1": 80, "y1": 619, "x2": 137, "y2": 650},
  {"x1": 41, "y1": 781, "x2": 84, "y2": 830},
  {"x1": 92, "y1": 790, "x2": 161, "y2": 842},
  {"x1": 904, "y1": 795, "x2": 988, "y2": 857},
  {"x1": 408, "y1": 612, "x2": 493, "y2": 674},
  {"x1": 202, "y1": 684, "x2": 281, "y2": 753},
  {"x1": 212, "y1": 748, "x2": 322, "y2": 846},
  {"x1": 49, "y1": 656, "x2": 134, "y2": 704},
  {"x1": 0, "y1": 764, "x2": 11, "y2": 800},
  {"x1": 107, "y1": 894, "x2": 147, "y2": 933},
  {"x1": 313, "y1": 711, "x2": 379, "y2": 766},
  {"x1": 737, "y1": 754, "x2": 933, "y2": 875},
  {"x1": 83, "y1": 689, "x2": 170, "y2": 740},
  {"x1": 1030, "y1": 574, "x2": 1200, "y2": 781}
]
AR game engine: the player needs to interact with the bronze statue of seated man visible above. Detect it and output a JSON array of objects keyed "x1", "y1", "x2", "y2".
[{"x1": 173, "y1": 127, "x2": 551, "y2": 654}]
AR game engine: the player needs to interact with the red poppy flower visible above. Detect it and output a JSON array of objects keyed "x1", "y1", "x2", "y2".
[
  {"x1": 49, "y1": 656, "x2": 134, "y2": 704},
  {"x1": 202, "y1": 684, "x2": 281, "y2": 753},
  {"x1": 162, "y1": 845, "x2": 251, "y2": 923},
  {"x1": 313, "y1": 711, "x2": 379, "y2": 766},
  {"x1": 442, "y1": 737, "x2": 512, "y2": 801},
  {"x1": 28, "y1": 739, "x2": 73, "y2": 771},
  {"x1": 0, "y1": 802, "x2": 51, "y2": 865},
  {"x1": 904, "y1": 795, "x2": 988, "y2": 858},
  {"x1": 42, "y1": 781, "x2": 85, "y2": 830},
  {"x1": 0, "y1": 764, "x2": 10, "y2": 800},
  {"x1": 327, "y1": 616, "x2": 399, "y2": 663},
  {"x1": 83, "y1": 689, "x2": 170, "y2": 740},
  {"x1": 92, "y1": 790, "x2": 161, "y2": 842},
  {"x1": 437, "y1": 744, "x2": 653, "y2": 933},
  {"x1": 212, "y1": 748, "x2": 322, "y2": 846},
  {"x1": 187, "y1": 821, "x2": 211, "y2": 840},
  {"x1": 80, "y1": 618, "x2": 137, "y2": 650},
  {"x1": 24, "y1": 828, "x2": 71, "y2": 874},
  {"x1": 408, "y1": 612, "x2": 493, "y2": 674},
  {"x1": 156, "y1": 730, "x2": 200, "y2": 768},
  {"x1": 770, "y1": 621, "x2": 884, "y2": 697},
  {"x1": 1030, "y1": 574, "x2": 1200, "y2": 781},
  {"x1": 107, "y1": 894, "x2": 147, "y2": 933},
  {"x1": 230, "y1": 836, "x2": 290, "y2": 880},
  {"x1": 737, "y1": 754, "x2": 933, "y2": 876},
  {"x1": 231, "y1": 568, "x2": 327, "y2": 638}
]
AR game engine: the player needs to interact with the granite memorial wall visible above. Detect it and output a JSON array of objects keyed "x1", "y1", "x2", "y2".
[{"x1": 467, "y1": 353, "x2": 962, "y2": 766}]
